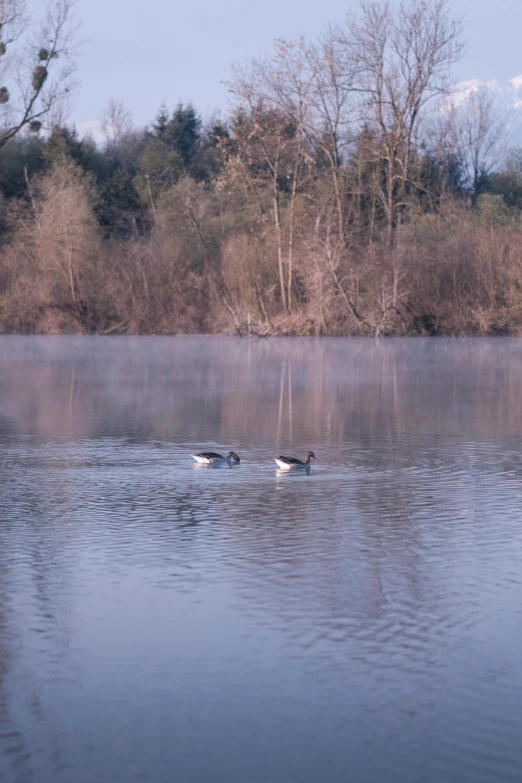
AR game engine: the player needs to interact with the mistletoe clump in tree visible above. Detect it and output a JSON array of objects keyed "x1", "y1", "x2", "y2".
[{"x1": 0, "y1": 0, "x2": 78, "y2": 148}]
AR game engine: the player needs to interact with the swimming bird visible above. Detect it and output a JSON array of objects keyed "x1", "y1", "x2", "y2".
[
  {"x1": 192, "y1": 451, "x2": 240, "y2": 465},
  {"x1": 274, "y1": 451, "x2": 316, "y2": 470}
]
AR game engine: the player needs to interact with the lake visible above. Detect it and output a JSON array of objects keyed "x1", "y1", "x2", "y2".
[{"x1": 1, "y1": 336, "x2": 522, "y2": 783}]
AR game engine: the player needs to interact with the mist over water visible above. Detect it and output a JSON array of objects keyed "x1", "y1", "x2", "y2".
[{"x1": 1, "y1": 336, "x2": 522, "y2": 783}]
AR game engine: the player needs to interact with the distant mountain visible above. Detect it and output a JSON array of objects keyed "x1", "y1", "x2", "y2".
[{"x1": 452, "y1": 75, "x2": 522, "y2": 145}]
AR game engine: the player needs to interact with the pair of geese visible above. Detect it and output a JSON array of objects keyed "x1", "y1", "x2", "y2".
[{"x1": 192, "y1": 450, "x2": 317, "y2": 470}]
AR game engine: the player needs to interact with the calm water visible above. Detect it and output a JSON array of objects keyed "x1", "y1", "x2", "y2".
[{"x1": 1, "y1": 337, "x2": 522, "y2": 783}]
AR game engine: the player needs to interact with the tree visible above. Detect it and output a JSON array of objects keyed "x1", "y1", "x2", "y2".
[
  {"x1": 306, "y1": 28, "x2": 357, "y2": 243},
  {"x1": 196, "y1": 118, "x2": 231, "y2": 179},
  {"x1": 101, "y1": 98, "x2": 134, "y2": 148},
  {"x1": 230, "y1": 45, "x2": 315, "y2": 311},
  {"x1": 0, "y1": 0, "x2": 78, "y2": 147},
  {"x1": 341, "y1": 0, "x2": 464, "y2": 244},
  {"x1": 165, "y1": 102, "x2": 201, "y2": 169},
  {"x1": 150, "y1": 102, "x2": 201, "y2": 171},
  {"x1": 488, "y1": 148, "x2": 522, "y2": 209},
  {"x1": 24, "y1": 157, "x2": 106, "y2": 332},
  {"x1": 449, "y1": 87, "x2": 505, "y2": 201},
  {"x1": 229, "y1": 102, "x2": 304, "y2": 311},
  {"x1": 151, "y1": 103, "x2": 170, "y2": 140},
  {"x1": 135, "y1": 137, "x2": 182, "y2": 215},
  {"x1": 0, "y1": 135, "x2": 44, "y2": 199},
  {"x1": 99, "y1": 100, "x2": 144, "y2": 235}
]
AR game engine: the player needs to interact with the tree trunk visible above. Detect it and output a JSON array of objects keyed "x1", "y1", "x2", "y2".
[{"x1": 273, "y1": 187, "x2": 287, "y2": 311}]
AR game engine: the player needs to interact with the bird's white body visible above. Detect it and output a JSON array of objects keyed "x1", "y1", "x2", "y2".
[
  {"x1": 192, "y1": 451, "x2": 240, "y2": 465},
  {"x1": 192, "y1": 454, "x2": 225, "y2": 464},
  {"x1": 274, "y1": 452, "x2": 315, "y2": 470},
  {"x1": 275, "y1": 458, "x2": 300, "y2": 470}
]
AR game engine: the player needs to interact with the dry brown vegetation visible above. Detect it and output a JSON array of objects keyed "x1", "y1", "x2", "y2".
[{"x1": 1, "y1": 0, "x2": 522, "y2": 336}]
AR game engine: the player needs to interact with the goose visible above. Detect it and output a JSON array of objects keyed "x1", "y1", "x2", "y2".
[
  {"x1": 274, "y1": 451, "x2": 316, "y2": 470},
  {"x1": 192, "y1": 451, "x2": 240, "y2": 465}
]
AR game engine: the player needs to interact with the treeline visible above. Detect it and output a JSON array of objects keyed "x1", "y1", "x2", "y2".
[{"x1": 2, "y1": 0, "x2": 522, "y2": 335}]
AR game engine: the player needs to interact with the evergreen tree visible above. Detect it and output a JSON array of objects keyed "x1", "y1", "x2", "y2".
[
  {"x1": 151, "y1": 104, "x2": 170, "y2": 141},
  {"x1": 165, "y1": 102, "x2": 201, "y2": 168}
]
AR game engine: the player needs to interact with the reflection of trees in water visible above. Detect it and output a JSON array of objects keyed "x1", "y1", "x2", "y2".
[
  {"x1": 1, "y1": 336, "x2": 522, "y2": 742},
  {"x1": 2, "y1": 338, "x2": 522, "y2": 452},
  {"x1": 2, "y1": 335, "x2": 521, "y2": 616}
]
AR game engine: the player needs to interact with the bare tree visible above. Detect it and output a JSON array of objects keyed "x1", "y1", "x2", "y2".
[
  {"x1": 230, "y1": 46, "x2": 314, "y2": 311},
  {"x1": 101, "y1": 98, "x2": 133, "y2": 146},
  {"x1": 232, "y1": 107, "x2": 289, "y2": 310},
  {"x1": 27, "y1": 158, "x2": 102, "y2": 331},
  {"x1": 101, "y1": 97, "x2": 144, "y2": 172},
  {"x1": 449, "y1": 87, "x2": 505, "y2": 199},
  {"x1": 258, "y1": 39, "x2": 316, "y2": 310},
  {"x1": 341, "y1": 0, "x2": 464, "y2": 244},
  {"x1": 0, "y1": 0, "x2": 78, "y2": 147},
  {"x1": 306, "y1": 27, "x2": 357, "y2": 244}
]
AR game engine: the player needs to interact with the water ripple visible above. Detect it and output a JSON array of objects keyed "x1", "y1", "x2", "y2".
[{"x1": 1, "y1": 337, "x2": 522, "y2": 783}]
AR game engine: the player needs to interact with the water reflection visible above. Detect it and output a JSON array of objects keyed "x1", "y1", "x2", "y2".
[{"x1": 1, "y1": 337, "x2": 522, "y2": 783}]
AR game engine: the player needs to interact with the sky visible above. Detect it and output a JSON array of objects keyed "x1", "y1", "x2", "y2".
[{"x1": 32, "y1": 0, "x2": 522, "y2": 137}]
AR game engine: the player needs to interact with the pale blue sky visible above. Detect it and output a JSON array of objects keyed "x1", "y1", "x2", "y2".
[{"x1": 37, "y1": 0, "x2": 522, "y2": 131}]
